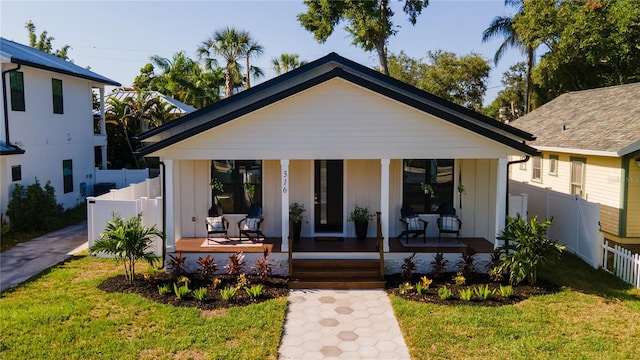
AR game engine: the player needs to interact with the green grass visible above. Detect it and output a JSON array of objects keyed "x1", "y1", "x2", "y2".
[
  {"x1": 392, "y1": 253, "x2": 640, "y2": 359},
  {"x1": 0, "y1": 204, "x2": 87, "y2": 252},
  {"x1": 0, "y1": 255, "x2": 287, "y2": 359}
]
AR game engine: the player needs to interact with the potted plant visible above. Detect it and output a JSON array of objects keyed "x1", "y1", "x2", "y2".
[
  {"x1": 421, "y1": 182, "x2": 439, "y2": 213},
  {"x1": 209, "y1": 178, "x2": 224, "y2": 216},
  {"x1": 348, "y1": 205, "x2": 373, "y2": 240},
  {"x1": 289, "y1": 202, "x2": 306, "y2": 241}
]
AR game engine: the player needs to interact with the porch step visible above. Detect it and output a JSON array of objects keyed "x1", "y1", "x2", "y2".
[{"x1": 289, "y1": 259, "x2": 386, "y2": 289}]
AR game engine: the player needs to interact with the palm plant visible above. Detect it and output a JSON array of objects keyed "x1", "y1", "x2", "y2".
[
  {"x1": 272, "y1": 53, "x2": 308, "y2": 74},
  {"x1": 90, "y1": 213, "x2": 164, "y2": 282},
  {"x1": 198, "y1": 27, "x2": 263, "y2": 98},
  {"x1": 482, "y1": 0, "x2": 536, "y2": 114},
  {"x1": 243, "y1": 39, "x2": 264, "y2": 89}
]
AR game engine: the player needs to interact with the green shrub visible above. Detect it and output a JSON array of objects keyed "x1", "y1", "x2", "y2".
[
  {"x1": 193, "y1": 287, "x2": 208, "y2": 301},
  {"x1": 398, "y1": 282, "x2": 414, "y2": 294},
  {"x1": 473, "y1": 284, "x2": 496, "y2": 300},
  {"x1": 496, "y1": 215, "x2": 566, "y2": 285},
  {"x1": 173, "y1": 283, "x2": 190, "y2": 299},
  {"x1": 438, "y1": 286, "x2": 454, "y2": 300},
  {"x1": 499, "y1": 285, "x2": 513, "y2": 298},
  {"x1": 220, "y1": 286, "x2": 238, "y2": 302},
  {"x1": 158, "y1": 284, "x2": 172, "y2": 296},
  {"x1": 244, "y1": 284, "x2": 264, "y2": 298},
  {"x1": 6, "y1": 179, "x2": 62, "y2": 232},
  {"x1": 415, "y1": 282, "x2": 428, "y2": 295},
  {"x1": 459, "y1": 288, "x2": 473, "y2": 301}
]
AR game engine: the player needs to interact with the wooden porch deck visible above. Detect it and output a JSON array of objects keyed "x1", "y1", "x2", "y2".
[{"x1": 174, "y1": 236, "x2": 495, "y2": 254}]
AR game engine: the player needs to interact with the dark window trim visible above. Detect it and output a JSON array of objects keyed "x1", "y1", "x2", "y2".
[
  {"x1": 549, "y1": 155, "x2": 559, "y2": 176},
  {"x1": 402, "y1": 159, "x2": 454, "y2": 214},
  {"x1": 211, "y1": 160, "x2": 262, "y2": 214},
  {"x1": 63, "y1": 159, "x2": 73, "y2": 193},
  {"x1": 11, "y1": 165, "x2": 22, "y2": 182},
  {"x1": 9, "y1": 71, "x2": 25, "y2": 111},
  {"x1": 52, "y1": 78, "x2": 64, "y2": 114}
]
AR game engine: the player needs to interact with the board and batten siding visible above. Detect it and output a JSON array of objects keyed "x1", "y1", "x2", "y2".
[{"x1": 155, "y1": 78, "x2": 517, "y2": 161}]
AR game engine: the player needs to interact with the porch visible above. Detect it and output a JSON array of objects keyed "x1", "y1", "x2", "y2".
[{"x1": 174, "y1": 236, "x2": 494, "y2": 254}]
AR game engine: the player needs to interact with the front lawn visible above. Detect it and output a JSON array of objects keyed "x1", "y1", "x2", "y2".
[
  {"x1": 0, "y1": 255, "x2": 287, "y2": 359},
  {"x1": 392, "y1": 253, "x2": 640, "y2": 359}
]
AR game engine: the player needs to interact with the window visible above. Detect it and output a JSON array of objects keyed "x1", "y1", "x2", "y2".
[
  {"x1": 211, "y1": 160, "x2": 262, "y2": 214},
  {"x1": 9, "y1": 71, "x2": 25, "y2": 111},
  {"x1": 532, "y1": 156, "x2": 542, "y2": 182},
  {"x1": 52, "y1": 78, "x2": 63, "y2": 114},
  {"x1": 402, "y1": 159, "x2": 454, "y2": 214},
  {"x1": 549, "y1": 155, "x2": 558, "y2": 176},
  {"x1": 11, "y1": 165, "x2": 21, "y2": 181},
  {"x1": 570, "y1": 159, "x2": 585, "y2": 197},
  {"x1": 519, "y1": 156, "x2": 527, "y2": 170},
  {"x1": 63, "y1": 159, "x2": 73, "y2": 193}
]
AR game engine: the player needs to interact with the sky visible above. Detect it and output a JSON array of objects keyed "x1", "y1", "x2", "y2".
[{"x1": 1, "y1": 0, "x2": 525, "y2": 105}]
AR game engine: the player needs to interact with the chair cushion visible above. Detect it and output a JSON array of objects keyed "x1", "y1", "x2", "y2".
[
  {"x1": 243, "y1": 217, "x2": 260, "y2": 231},
  {"x1": 439, "y1": 216, "x2": 460, "y2": 231},
  {"x1": 405, "y1": 216, "x2": 422, "y2": 231},
  {"x1": 206, "y1": 216, "x2": 225, "y2": 231}
]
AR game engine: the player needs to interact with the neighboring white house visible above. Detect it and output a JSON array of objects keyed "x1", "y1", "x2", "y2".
[
  {"x1": 135, "y1": 52, "x2": 538, "y2": 257},
  {"x1": 0, "y1": 37, "x2": 120, "y2": 215}
]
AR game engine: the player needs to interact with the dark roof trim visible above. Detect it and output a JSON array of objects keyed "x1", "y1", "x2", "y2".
[
  {"x1": 10, "y1": 58, "x2": 121, "y2": 86},
  {"x1": 0, "y1": 143, "x2": 25, "y2": 155},
  {"x1": 137, "y1": 67, "x2": 538, "y2": 157}
]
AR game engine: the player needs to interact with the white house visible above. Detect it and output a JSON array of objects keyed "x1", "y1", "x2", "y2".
[
  {"x1": 0, "y1": 38, "x2": 120, "y2": 214},
  {"x1": 134, "y1": 53, "x2": 537, "y2": 284}
]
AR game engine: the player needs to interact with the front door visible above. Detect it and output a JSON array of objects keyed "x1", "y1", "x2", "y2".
[{"x1": 314, "y1": 160, "x2": 343, "y2": 233}]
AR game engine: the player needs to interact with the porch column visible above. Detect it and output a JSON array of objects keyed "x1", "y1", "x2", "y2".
[
  {"x1": 381, "y1": 159, "x2": 390, "y2": 252},
  {"x1": 281, "y1": 159, "x2": 290, "y2": 251},
  {"x1": 494, "y1": 158, "x2": 508, "y2": 249},
  {"x1": 164, "y1": 159, "x2": 176, "y2": 253},
  {"x1": 99, "y1": 87, "x2": 107, "y2": 170}
]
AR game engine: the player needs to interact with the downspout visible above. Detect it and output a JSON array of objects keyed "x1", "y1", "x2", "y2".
[
  {"x1": 157, "y1": 161, "x2": 167, "y2": 269},
  {"x1": 505, "y1": 155, "x2": 531, "y2": 250},
  {"x1": 2, "y1": 64, "x2": 21, "y2": 144}
]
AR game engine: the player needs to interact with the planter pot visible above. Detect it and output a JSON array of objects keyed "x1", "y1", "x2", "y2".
[
  {"x1": 354, "y1": 221, "x2": 368, "y2": 241},
  {"x1": 292, "y1": 221, "x2": 302, "y2": 241}
]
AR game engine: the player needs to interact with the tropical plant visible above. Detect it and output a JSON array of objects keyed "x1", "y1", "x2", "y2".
[
  {"x1": 496, "y1": 215, "x2": 566, "y2": 285},
  {"x1": 499, "y1": 285, "x2": 513, "y2": 298},
  {"x1": 438, "y1": 286, "x2": 454, "y2": 300},
  {"x1": 197, "y1": 255, "x2": 218, "y2": 280},
  {"x1": 420, "y1": 276, "x2": 432, "y2": 289},
  {"x1": 252, "y1": 249, "x2": 273, "y2": 279},
  {"x1": 348, "y1": 205, "x2": 373, "y2": 223},
  {"x1": 25, "y1": 20, "x2": 71, "y2": 60},
  {"x1": 289, "y1": 202, "x2": 307, "y2": 223},
  {"x1": 415, "y1": 282, "x2": 428, "y2": 295},
  {"x1": 225, "y1": 251, "x2": 246, "y2": 276},
  {"x1": 401, "y1": 252, "x2": 417, "y2": 281},
  {"x1": 420, "y1": 182, "x2": 435, "y2": 198},
  {"x1": 89, "y1": 213, "x2": 163, "y2": 282},
  {"x1": 453, "y1": 272, "x2": 466, "y2": 286},
  {"x1": 298, "y1": 0, "x2": 430, "y2": 75},
  {"x1": 473, "y1": 284, "x2": 496, "y2": 300},
  {"x1": 398, "y1": 282, "x2": 414, "y2": 295},
  {"x1": 430, "y1": 252, "x2": 449, "y2": 278},
  {"x1": 173, "y1": 283, "x2": 190, "y2": 299},
  {"x1": 220, "y1": 286, "x2": 238, "y2": 302},
  {"x1": 192, "y1": 287, "x2": 208, "y2": 301},
  {"x1": 459, "y1": 288, "x2": 473, "y2": 301},
  {"x1": 157, "y1": 284, "x2": 172, "y2": 296},
  {"x1": 198, "y1": 27, "x2": 263, "y2": 98},
  {"x1": 167, "y1": 252, "x2": 189, "y2": 279},
  {"x1": 244, "y1": 284, "x2": 264, "y2": 299},
  {"x1": 272, "y1": 53, "x2": 308, "y2": 74},
  {"x1": 211, "y1": 277, "x2": 222, "y2": 290},
  {"x1": 456, "y1": 247, "x2": 478, "y2": 277}
]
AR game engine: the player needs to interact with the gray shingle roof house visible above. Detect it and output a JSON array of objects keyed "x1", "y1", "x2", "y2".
[{"x1": 510, "y1": 82, "x2": 640, "y2": 244}]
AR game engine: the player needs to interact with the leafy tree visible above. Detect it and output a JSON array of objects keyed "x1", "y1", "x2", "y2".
[
  {"x1": 297, "y1": 0, "x2": 430, "y2": 75},
  {"x1": 495, "y1": 215, "x2": 565, "y2": 285},
  {"x1": 90, "y1": 214, "x2": 164, "y2": 282},
  {"x1": 271, "y1": 53, "x2": 308, "y2": 74},
  {"x1": 484, "y1": 62, "x2": 526, "y2": 122},
  {"x1": 516, "y1": 0, "x2": 640, "y2": 105},
  {"x1": 197, "y1": 27, "x2": 264, "y2": 98},
  {"x1": 388, "y1": 50, "x2": 491, "y2": 111},
  {"x1": 482, "y1": 0, "x2": 537, "y2": 113},
  {"x1": 133, "y1": 52, "x2": 223, "y2": 108},
  {"x1": 25, "y1": 20, "x2": 71, "y2": 60},
  {"x1": 243, "y1": 39, "x2": 264, "y2": 89},
  {"x1": 6, "y1": 179, "x2": 61, "y2": 232}
]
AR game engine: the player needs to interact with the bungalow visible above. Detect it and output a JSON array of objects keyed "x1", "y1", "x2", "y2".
[
  {"x1": 135, "y1": 53, "x2": 537, "y2": 283},
  {"x1": 0, "y1": 38, "x2": 120, "y2": 215},
  {"x1": 510, "y1": 82, "x2": 640, "y2": 246}
]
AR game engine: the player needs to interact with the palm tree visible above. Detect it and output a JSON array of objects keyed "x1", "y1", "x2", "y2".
[
  {"x1": 482, "y1": 0, "x2": 535, "y2": 114},
  {"x1": 90, "y1": 214, "x2": 164, "y2": 282},
  {"x1": 243, "y1": 39, "x2": 264, "y2": 89},
  {"x1": 198, "y1": 27, "x2": 263, "y2": 98},
  {"x1": 272, "y1": 53, "x2": 308, "y2": 74}
]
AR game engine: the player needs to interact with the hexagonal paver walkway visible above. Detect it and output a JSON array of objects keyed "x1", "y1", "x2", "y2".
[{"x1": 278, "y1": 289, "x2": 410, "y2": 359}]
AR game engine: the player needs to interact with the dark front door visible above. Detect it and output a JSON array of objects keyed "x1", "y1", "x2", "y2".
[{"x1": 314, "y1": 160, "x2": 343, "y2": 233}]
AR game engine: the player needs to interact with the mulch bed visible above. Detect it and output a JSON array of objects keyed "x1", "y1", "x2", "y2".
[
  {"x1": 98, "y1": 273, "x2": 289, "y2": 310},
  {"x1": 385, "y1": 272, "x2": 558, "y2": 307}
]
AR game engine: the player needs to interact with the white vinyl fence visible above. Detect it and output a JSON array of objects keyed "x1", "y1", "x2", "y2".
[
  {"x1": 94, "y1": 168, "x2": 150, "y2": 189},
  {"x1": 87, "y1": 177, "x2": 163, "y2": 256},
  {"x1": 602, "y1": 240, "x2": 640, "y2": 288},
  {"x1": 509, "y1": 181, "x2": 601, "y2": 268}
]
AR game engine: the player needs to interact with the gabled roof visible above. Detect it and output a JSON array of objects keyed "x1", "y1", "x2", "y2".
[
  {"x1": 0, "y1": 140, "x2": 25, "y2": 155},
  {"x1": 94, "y1": 91, "x2": 197, "y2": 116},
  {"x1": 0, "y1": 37, "x2": 120, "y2": 86},
  {"x1": 136, "y1": 52, "x2": 537, "y2": 157},
  {"x1": 512, "y1": 82, "x2": 640, "y2": 156}
]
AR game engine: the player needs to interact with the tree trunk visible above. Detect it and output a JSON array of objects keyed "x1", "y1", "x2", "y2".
[
  {"x1": 524, "y1": 46, "x2": 534, "y2": 114},
  {"x1": 376, "y1": 44, "x2": 389, "y2": 75},
  {"x1": 225, "y1": 64, "x2": 233, "y2": 98},
  {"x1": 245, "y1": 54, "x2": 251, "y2": 89}
]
